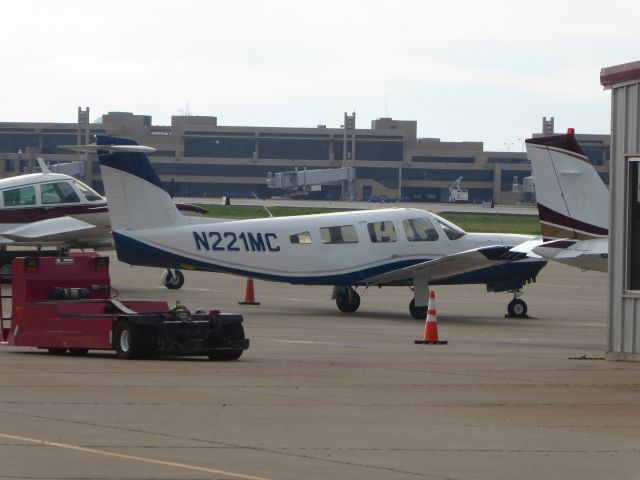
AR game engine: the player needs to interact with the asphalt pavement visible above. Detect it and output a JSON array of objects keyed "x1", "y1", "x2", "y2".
[{"x1": 1, "y1": 255, "x2": 638, "y2": 480}]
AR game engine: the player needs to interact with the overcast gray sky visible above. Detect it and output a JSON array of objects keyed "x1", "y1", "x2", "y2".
[{"x1": 1, "y1": 0, "x2": 638, "y2": 151}]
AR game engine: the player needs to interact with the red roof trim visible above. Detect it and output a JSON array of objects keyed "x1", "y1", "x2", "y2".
[{"x1": 600, "y1": 60, "x2": 640, "y2": 86}]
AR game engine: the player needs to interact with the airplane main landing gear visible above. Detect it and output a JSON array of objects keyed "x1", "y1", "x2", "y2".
[
  {"x1": 506, "y1": 289, "x2": 528, "y2": 317},
  {"x1": 161, "y1": 268, "x2": 185, "y2": 290},
  {"x1": 409, "y1": 299, "x2": 428, "y2": 319},
  {"x1": 335, "y1": 286, "x2": 360, "y2": 313}
]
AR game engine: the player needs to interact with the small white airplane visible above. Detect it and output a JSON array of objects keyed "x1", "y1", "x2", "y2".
[
  {"x1": 0, "y1": 159, "x2": 205, "y2": 283},
  {"x1": 525, "y1": 129, "x2": 608, "y2": 272},
  {"x1": 77, "y1": 135, "x2": 547, "y2": 319}
]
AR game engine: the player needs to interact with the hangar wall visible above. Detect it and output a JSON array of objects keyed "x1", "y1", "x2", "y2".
[{"x1": 601, "y1": 61, "x2": 640, "y2": 361}]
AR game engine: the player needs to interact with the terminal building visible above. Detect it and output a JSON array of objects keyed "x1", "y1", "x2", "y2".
[{"x1": 0, "y1": 109, "x2": 610, "y2": 204}]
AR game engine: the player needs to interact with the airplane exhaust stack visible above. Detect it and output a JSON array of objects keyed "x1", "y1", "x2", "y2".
[
  {"x1": 239, "y1": 278, "x2": 260, "y2": 305},
  {"x1": 415, "y1": 290, "x2": 448, "y2": 345}
]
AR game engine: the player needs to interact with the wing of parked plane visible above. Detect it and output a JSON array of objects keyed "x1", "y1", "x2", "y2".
[
  {"x1": 0, "y1": 216, "x2": 107, "y2": 244},
  {"x1": 365, "y1": 244, "x2": 527, "y2": 284}
]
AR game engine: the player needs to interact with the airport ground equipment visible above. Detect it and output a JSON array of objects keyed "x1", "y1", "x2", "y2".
[
  {"x1": 448, "y1": 177, "x2": 469, "y2": 203},
  {"x1": 0, "y1": 253, "x2": 249, "y2": 359}
]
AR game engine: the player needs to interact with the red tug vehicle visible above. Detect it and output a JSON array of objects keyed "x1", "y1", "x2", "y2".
[{"x1": 0, "y1": 253, "x2": 249, "y2": 360}]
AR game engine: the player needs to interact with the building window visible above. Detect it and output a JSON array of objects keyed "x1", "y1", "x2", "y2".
[
  {"x1": 184, "y1": 137, "x2": 255, "y2": 158},
  {"x1": 259, "y1": 139, "x2": 330, "y2": 160},
  {"x1": 4, "y1": 159, "x2": 15, "y2": 172},
  {"x1": 413, "y1": 156, "x2": 474, "y2": 163}
]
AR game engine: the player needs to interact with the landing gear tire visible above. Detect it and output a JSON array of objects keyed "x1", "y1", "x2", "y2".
[
  {"x1": 409, "y1": 299, "x2": 428, "y2": 320},
  {"x1": 161, "y1": 269, "x2": 185, "y2": 290},
  {"x1": 507, "y1": 298, "x2": 528, "y2": 317},
  {"x1": 336, "y1": 288, "x2": 360, "y2": 313}
]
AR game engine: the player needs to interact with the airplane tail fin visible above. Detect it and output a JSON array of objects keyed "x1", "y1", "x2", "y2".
[
  {"x1": 95, "y1": 135, "x2": 188, "y2": 231},
  {"x1": 525, "y1": 131, "x2": 608, "y2": 240}
]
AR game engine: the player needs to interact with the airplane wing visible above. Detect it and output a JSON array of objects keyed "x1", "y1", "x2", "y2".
[
  {"x1": 1, "y1": 216, "x2": 103, "y2": 243},
  {"x1": 533, "y1": 238, "x2": 608, "y2": 272},
  {"x1": 365, "y1": 245, "x2": 527, "y2": 284}
]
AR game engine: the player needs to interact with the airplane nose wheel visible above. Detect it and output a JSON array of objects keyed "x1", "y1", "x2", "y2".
[
  {"x1": 161, "y1": 268, "x2": 185, "y2": 290},
  {"x1": 507, "y1": 297, "x2": 528, "y2": 317},
  {"x1": 507, "y1": 298, "x2": 527, "y2": 317},
  {"x1": 335, "y1": 286, "x2": 360, "y2": 313},
  {"x1": 506, "y1": 289, "x2": 529, "y2": 318}
]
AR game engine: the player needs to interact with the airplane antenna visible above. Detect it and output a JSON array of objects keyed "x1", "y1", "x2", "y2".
[
  {"x1": 251, "y1": 192, "x2": 273, "y2": 218},
  {"x1": 36, "y1": 158, "x2": 51, "y2": 174}
]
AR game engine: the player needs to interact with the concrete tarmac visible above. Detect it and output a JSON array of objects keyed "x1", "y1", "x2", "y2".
[{"x1": 1, "y1": 255, "x2": 638, "y2": 480}]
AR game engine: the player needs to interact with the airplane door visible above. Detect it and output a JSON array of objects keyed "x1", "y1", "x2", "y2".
[
  {"x1": 398, "y1": 215, "x2": 449, "y2": 259},
  {"x1": 362, "y1": 218, "x2": 401, "y2": 260}
]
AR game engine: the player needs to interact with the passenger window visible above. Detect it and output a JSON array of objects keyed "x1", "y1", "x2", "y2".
[
  {"x1": 319, "y1": 225, "x2": 358, "y2": 244},
  {"x1": 40, "y1": 182, "x2": 80, "y2": 204},
  {"x1": 289, "y1": 231, "x2": 312, "y2": 244},
  {"x1": 403, "y1": 218, "x2": 439, "y2": 241},
  {"x1": 3, "y1": 186, "x2": 36, "y2": 207},
  {"x1": 367, "y1": 221, "x2": 397, "y2": 243}
]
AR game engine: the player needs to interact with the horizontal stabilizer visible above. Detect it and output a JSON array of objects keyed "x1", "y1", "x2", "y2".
[
  {"x1": 533, "y1": 237, "x2": 608, "y2": 272},
  {"x1": 61, "y1": 144, "x2": 156, "y2": 154}
]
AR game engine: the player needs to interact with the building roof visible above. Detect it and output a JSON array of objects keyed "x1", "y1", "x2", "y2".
[{"x1": 600, "y1": 60, "x2": 640, "y2": 87}]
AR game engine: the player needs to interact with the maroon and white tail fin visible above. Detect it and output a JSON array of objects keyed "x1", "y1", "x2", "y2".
[{"x1": 525, "y1": 131, "x2": 608, "y2": 241}]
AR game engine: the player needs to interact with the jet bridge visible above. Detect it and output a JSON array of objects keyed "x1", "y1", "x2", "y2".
[{"x1": 267, "y1": 167, "x2": 355, "y2": 194}]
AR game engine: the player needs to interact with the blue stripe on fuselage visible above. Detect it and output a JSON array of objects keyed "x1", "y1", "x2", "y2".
[
  {"x1": 113, "y1": 232, "x2": 425, "y2": 284},
  {"x1": 113, "y1": 232, "x2": 546, "y2": 288}
]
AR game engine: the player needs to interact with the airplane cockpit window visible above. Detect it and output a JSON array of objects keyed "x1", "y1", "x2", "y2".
[
  {"x1": 40, "y1": 182, "x2": 80, "y2": 204},
  {"x1": 403, "y1": 217, "x2": 439, "y2": 241},
  {"x1": 367, "y1": 221, "x2": 397, "y2": 243},
  {"x1": 319, "y1": 225, "x2": 358, "y2": 244},
  {"x1": 289, "y1": 231, "x2": 312, "y2": 244},
  {"x1": 3, "y1": 186, "x2": 36, "y2": 207},
  {"x1": 72, "y1": 179, "x2": 103, "y2": 202},
  {"x1": 433, "y1": 215, "x2": 466, "y2": 241}
]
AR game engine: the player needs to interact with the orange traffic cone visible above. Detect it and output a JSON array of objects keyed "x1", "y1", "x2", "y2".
[
  {"x1": 415, "y1": 290, "x2": 447, "y2": 345},
  {"x1": 239, "y1": 278, "x2": 260, "y2": 305}
]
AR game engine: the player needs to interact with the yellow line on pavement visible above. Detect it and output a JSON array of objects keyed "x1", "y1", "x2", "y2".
[{"x1": 0, "y1": 432, "x2": 271, "y2": 480}]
